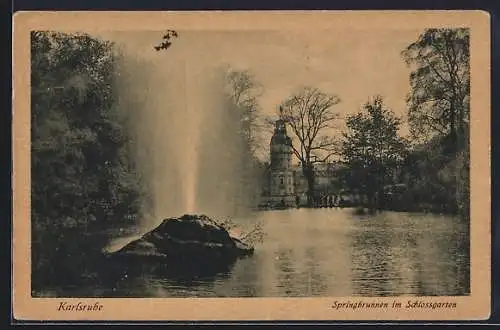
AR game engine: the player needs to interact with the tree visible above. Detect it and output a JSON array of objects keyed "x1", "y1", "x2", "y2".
[
  {"x1": 225, "y1": 68, "x2": 263, "y2": 157},
  {"x1": 399, "y1": 136, "x2": 464, "y2": 214},
  {"x1": 31, "y1": 31, "x2": 120, "y2": 234},
  {"x1": 279, "y1": 86, "x2": 341, "y2": 206},
  {"x1": 30, "y1": 31, "x2": 164, "y2": 290},
  {"x1": 402, "y1": 28, "x2": 470, "y2": 152},
  {"x1": 341, "y1": 96, "x2": 408, "y2": 211},
  {"x1": 402, "y1": 28, "x2": 470, "y2": 219},
  {"x1": 223, "y1": 68, "x2": 266, "y2": 210}
]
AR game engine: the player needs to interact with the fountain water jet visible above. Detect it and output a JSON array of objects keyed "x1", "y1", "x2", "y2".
[{"x1": 113, "y1": 47, "x2": 258, "y2": 233}]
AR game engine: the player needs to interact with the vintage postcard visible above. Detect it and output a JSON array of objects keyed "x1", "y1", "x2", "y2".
[{"x1": 12, "y1": 10, "x2": 491, "y2": 321}]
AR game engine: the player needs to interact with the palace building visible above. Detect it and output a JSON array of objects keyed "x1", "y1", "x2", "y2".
[
  {"x1": 266, "y1": 109, "x2": 296, "y2": 207},
  {"x1": 259, "y1": 107, "x2": 345, "y2": 208}
]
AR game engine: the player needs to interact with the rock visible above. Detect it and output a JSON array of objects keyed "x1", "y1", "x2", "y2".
[
  {"x1": 109, "y1": 214, "x2": 254, "y2": 265},
  {"x1": 116, "y1": 239, "x2": 168, "y2": 258}
]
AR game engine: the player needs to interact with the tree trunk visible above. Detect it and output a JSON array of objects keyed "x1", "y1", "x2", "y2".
[
  {"x1": 449, "y1": 99, "x2": 457, "y2": 154},
  {"x1": 303, "y1": 163, "x2": 315, "y2": 208},
  {"x1": 457, "y1": 104, "x2": 466, "y2": 152}
]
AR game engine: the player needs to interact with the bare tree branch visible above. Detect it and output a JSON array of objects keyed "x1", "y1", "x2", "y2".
[
  {"x1": 403, "y1": 28, "x2": 470, "y2": 145},
  {"x1": 275, "y1": 86, "x2": 341, "y2": 206}
]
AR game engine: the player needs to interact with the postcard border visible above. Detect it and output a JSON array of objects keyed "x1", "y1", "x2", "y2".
[{"x1": 12, "y1": 10, "x2": 492, "y2": 321}]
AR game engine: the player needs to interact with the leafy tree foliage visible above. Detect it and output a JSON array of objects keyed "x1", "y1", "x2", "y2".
[
  {"x1": 399, "y1": 136, "x2": 469, "y2": 214},
  {"x1": 223, "y1": 68, "x2": 267, "y2": 210},
  {"x1": 402, "y1": 28, "x2": 470, "y2": 152},
  {"x1": 31, "y1": 31, "x2": 148, "y2": 290},
  {"x1": 341, "y1": 96, "x2": 408, "y2": 210},
  {"x1": 225, "y1": 68, "x2": 263, "y2": 157},
  {"x1": 401, "y1": 28, "x2": 470, "y2": 219}
]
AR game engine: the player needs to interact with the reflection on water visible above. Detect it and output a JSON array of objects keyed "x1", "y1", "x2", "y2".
[{"x1": 42, "y1": 208, "x2": 470, "y2": 297}]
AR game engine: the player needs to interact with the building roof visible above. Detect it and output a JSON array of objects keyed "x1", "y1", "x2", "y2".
[
  {"x1": 270, "y1": 117, "x2": 292, "y2": 146},
  {"x1": 270, "y1": 134, "x2": 292, "y2": 146},
  {"x1": 291, "y1": 161, "x2": 346, "y2": 177}
]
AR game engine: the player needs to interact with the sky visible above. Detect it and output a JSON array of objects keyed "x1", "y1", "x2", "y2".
[{"x1": 95, "y1": 28, "x2": 423, "y2": 158}]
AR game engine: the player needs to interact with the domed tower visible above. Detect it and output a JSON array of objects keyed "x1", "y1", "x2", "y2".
[{"x1": 269, "y1": 106, "x2": 295, "y2": 204}]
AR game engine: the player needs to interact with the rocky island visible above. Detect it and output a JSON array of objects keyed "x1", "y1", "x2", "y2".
[{"x1": 108, "y1": 214, "x2": 254, "y2": 268}]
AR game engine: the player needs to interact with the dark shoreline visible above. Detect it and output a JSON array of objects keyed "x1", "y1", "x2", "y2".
[{"x1": 256, "y1": 204, "x2": 466, "y2": 218}]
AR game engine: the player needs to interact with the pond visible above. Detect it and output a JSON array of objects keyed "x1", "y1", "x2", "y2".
[{"x1": 39, "y1": 208, "x2": 470, "y2": 297}]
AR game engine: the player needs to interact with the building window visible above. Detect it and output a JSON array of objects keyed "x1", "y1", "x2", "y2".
[{"x1": 280, "y1": 176, "x2": 284, "y2": 185}]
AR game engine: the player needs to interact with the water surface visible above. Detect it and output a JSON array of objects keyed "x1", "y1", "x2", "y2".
[{"x1": 41, "y1": 208, "x2": 470, "y2": 297}]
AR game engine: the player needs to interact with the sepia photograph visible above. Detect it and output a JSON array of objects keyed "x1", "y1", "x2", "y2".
[{"x1": 12, "y1": 11, "x2": 490, "y2": 321}]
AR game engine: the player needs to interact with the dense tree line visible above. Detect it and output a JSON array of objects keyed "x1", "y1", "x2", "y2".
[
  {"x1": 337, "y1": 28, "x2": 470, "y2": 217},
  {"x1": 400, "y1": 28, "x2": 470, "y2": 218},
  {"x1": 31, "y1": 31, "x2": 148, "y2": 290},
  {"x1": 274, "y1": 28, "x2": 470, "y2": 218}
]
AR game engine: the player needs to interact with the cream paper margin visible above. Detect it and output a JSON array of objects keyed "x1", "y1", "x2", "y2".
[{"x1": 12, "y1": 10, "x2": 491, "y2": 321}]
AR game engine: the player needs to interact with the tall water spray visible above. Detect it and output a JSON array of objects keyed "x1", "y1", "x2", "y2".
[{"x1": 114, "y1": 42, "x2": 259, "y2": 232}]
